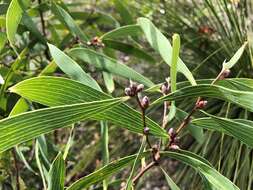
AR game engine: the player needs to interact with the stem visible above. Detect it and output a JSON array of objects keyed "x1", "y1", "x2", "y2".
[
  {"x1": 132, "y1": 161, "x2": 156, "y2": 186},
  {"x1": 12, "y1": 149, "x2": 20, "y2": 190},
  {"x1": 136, "y1": 96, "x2": 152, "y2": 149},
  {"x1": 38, "y1": 0, "x2": 50, "y2": 60},
  {"x1": 175, "y1": 68, "x2": 225, "y2": 136},
  {"x1": 175, "y1": 98, "x2": 200, "y2": 135},
  {"x1": 162, "y1": 101, "x2": 168, "y2": 129}
]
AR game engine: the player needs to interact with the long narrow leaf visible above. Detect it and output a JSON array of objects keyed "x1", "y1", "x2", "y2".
[
  {"x1": 48, "y1": 153, "x2": 65, "y2": 190},
  {"x1": 0, "y1": 98, "x2": 123, "y2": 153},
  {"x1": 48, "y1": 43, "x2": 101, "y2": 91},
  {"x1": 10, "y1": 77, "x2": 168, "y2": 137},
  {"x1": 69, "y1": 48, "x2": 154, "y2": 87},
  {"x1": 137, "y1": 17, "x2": 196, "y2": 86},
  {"x1": 153, "y1": 84, "x2": 253, "y2": 111}
]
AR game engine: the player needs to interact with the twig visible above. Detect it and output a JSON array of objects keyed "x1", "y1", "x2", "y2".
[
  {"x1": 12, "y1": 149, "x2": 20, "y2": 190},
  {"x1": 175, "y1": 98, "x2": 200, "y2": 135},
  {"x1": 38, "y1": 0, "x2": 50, "y2": 60},
  {"x1": 136, "y1": 96, "x2": 152, "y2": 149},
  {"x1": 132, "y1": 161, "x2": 156, "y2": 186},
  {"x1": 175, "y1": 68, "x2": 228, "y2": 136}
]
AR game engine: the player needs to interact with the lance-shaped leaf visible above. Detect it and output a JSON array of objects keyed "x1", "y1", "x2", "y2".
[
  {"x1": 67, "y1": 152, "x2": 150, "y2": 190},
  {"x1": 137, "y1": 17, "x2": 196, "y2": 86},
  {"x1": 103, "y1": 39, "x2": 155, "y2": 63},
  {"x1": 100, "y1": 25, "x2": 142, "y2": 39},
  {"x1": 69, "y1": 48, "x2": 154, "y2": 87},
  {"x1": 48, "y1": 153, "x2": 65, "y2": 190},
  {"x1": 10, "y1": 77, "x2": 167, "y2": 137},
  {"x1": 113, "y1": 0, "x2": 134, "y2": 25},
  {"x1": 6, "y1": 0, "x2": 23, "y2": 46},
  {"x1": 223, "y1": 42, "x2": 248, "y2": 70},
  {"x1": 51, "y1": 3, "x2": 88, "y2": 42},
  {"x1": 67, "y1": 150, "x2": 237, "y2": 190},
  {"x1": 153, "y1": 84, "x2": 253, "y2": 112},
  {"x1": 161, "y1": 150, "x2": 239, "y2": 190},
  {"x1": 48, "y1": 43, "x2": 102, "y2": 91},
  {"x1": 0, "y1": 98, "x2": 123, "y2": 153},
  {"x1": 192, "y1": 113, "x2": 253, "y2": 147},
  {"x1": 0, "y1": 32, "x2": 7, "y2": 52},
  {"x1": 161, "y1": 168, "x2": 181, "y2": 190}
]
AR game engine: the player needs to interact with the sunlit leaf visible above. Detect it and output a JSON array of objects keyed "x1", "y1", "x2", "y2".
[
  {"x1": 48, "y1": 43, "x2": 101, "y2": 91},
  {"x1": 153, "y1": 84, "x2": 253, "y2": 111},
  {"x1": 69, "y1": 47, "x2": 154, "y2": 87},
  {"x1": 137, "y1": 17, "x2": 196, "y2": 86},
  {"x1": 0, "y1": 97, "x2": 123, "y2": 153},
  {"x1": 10, "y1": 77, "x2": 168, "y2": 137},
  {"x1": 48, "y1": 153, "x2": 65, "y2": 190}
]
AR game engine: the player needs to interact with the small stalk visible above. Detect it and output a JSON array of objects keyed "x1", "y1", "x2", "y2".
[{"x1": 12, "y1": 149, "x2": 20, "y2": 190}]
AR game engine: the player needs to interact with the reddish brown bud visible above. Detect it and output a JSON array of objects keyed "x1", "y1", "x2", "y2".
[
  {"x1": 195, "y1": 100, "x2": 208, "y2": 109},
  {"x1": 141, "y1": 96, "x2": 150, "y2": 109},
  {"x1": 143, "y1": 127, "x2": 150, "y2": 134},
  {"x1": 223, "y1": 69, "x2": 231, "y2": 78}
]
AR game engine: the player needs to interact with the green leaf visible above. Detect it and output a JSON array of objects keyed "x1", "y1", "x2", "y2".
[
  {"x1": 48, "y1": 153, "x2": 65, "y2": 190},
  {"x1": 103, "y1": 72, "x2": 115, "y2": 93},
  {"x1": 100, "y1": 25, "x2": 142, "y2": 40},
  {"x1": 67, "y1": 152, "x2": 149, "y2": 190},
  {"x1": 161, "y1": 167, "x2": 181, "y2": 190},
  {"x1": 192, "y1": 113, "x2": 253, "y2": 147},
  {"x1": 9, "y1": 98, "x2": 29, "y2": 116},
  {"x1": 161, "y1": 150, "x2": 239, "y2": 190},
  {"x1": 153, "y1": 84, "x2": 253, "y2": 111},
  {"x1": 168, "y1": 34, "x2": 181, "y2": 121},
  {"x1": 21, "y1": 12, "x2": 46, "y2": 44},
  {"x1": 0, "y1": 32, "x2": 7, "y2": 52},
  {"x1": 126, "y1": 136, "x2": 146, "y2": 190},
  {"x1": 223, "y1": 42, "x2": 248, "y2": 70},
  {"x1": 51, "y1": 3, "x2": 88, "y2": 42},
  {"x1": 69, "y1": 47, "x2": 154, "y2": 87},
  {"x1": 6, "y1": 0, "x2": 23, "y2": 46},
  {"x1": 10, "y1": 76, "x2": 167, "y2": 137},
  {"x1": 170, "y1": 34, "x2": 180, "y2": 92},
  {"x1": 0, "y1": 97, "x2": 123, "y2": 153},
  {"x1": 137, "y1": 17, "x2": 196, "y2": 86},
  {"x1": 48, "y1": 43, "x2": 101, "y2": 91},
  {"x1": 103, "y1": 39, "x2": 155, "y2": 63},
  {"x1": 113, "y1": 0, "x2": 134, "y2": 25}
]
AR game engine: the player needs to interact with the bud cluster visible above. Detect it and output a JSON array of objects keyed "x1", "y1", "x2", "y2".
[
  {"x1": 87, "y1": 36, "x2": 105, "y2": 48},
  {"x1": 125, "y1": 82, "x2": 144, "y2": 97},
  {"x1": 195, "y1": 100, "x2": 208, "y2": 109},
  {"x1": 168, "y1": 128, "x2": 180, "y2": 150}
]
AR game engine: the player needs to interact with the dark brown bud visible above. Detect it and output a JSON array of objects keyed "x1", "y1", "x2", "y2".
[
  {"x1": 136, "y1": 84, "x2": 144, "y2": 93},
  {"x1": 195, "y1": 100, "x2": 208, "y2": 109},
  {"x1": 141, "y1": 96, "x2": 150, "y2": 109},
  {"x1": 143, "y1": 127, "x2": 150, "y2": 135}
]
